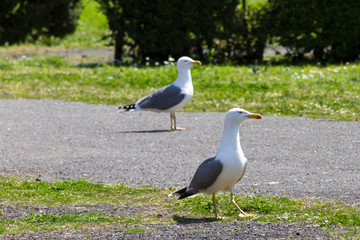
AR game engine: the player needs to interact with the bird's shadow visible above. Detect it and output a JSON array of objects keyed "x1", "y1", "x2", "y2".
[
  {"x1": 116, "y1": 129, "x2": 174, "y2": 134},
  {"x1": 172, "y1": 214, "x2": 221, "y2": 224}
]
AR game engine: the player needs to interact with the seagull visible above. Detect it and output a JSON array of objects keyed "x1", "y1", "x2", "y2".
[
  {"x1": 118, "y1": 56, "x2": 201, "y2": 130},
  {"x1": 171, "y1": 108, "x2": 262, "y2": 219}
]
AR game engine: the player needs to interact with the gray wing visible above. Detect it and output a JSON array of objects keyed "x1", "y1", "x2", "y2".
[
  {"x1": 137, "y1": 84, "x2": 185, "y2": 110},
  {"x1": 188, "y1": 157, "x2": 223, "y2": 192}
]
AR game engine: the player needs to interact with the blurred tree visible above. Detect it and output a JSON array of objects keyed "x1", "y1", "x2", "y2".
[
  {"x1": 96, "y1": 0, "x2": 189, "y2": 62},
  {"x1": 96, "y1": 0, "x2": 241, "y2": 63},
  {"x1": 185, "y1": 0, "x2": 239, "y2": 62},
  {"x1": 219, "y1": 3, "x2": 269, "y2": 64},
  {"x1": 0, "y1": 0, "x2": 81, "y2": 45},
  {"x1": 269, "y1": 0, "x2": 360, "y2": 62}
]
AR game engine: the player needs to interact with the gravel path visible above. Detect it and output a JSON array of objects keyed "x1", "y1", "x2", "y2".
[
  {"x1": 4, "y1": 222, "x2": 335, "y2": 239},
  {"x1": 1, "y1": 99, "x2": 359, "y2": 239},
  {"x1": 0, "y1": 204, "x2": 336, "y2": 239}
]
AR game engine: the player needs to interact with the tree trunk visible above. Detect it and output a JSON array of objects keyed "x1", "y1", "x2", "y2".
[
  {"x1": 197, "y1": 39, "x2": 204, "y2": 62},
  {"x1": 114, "y1": 30, "x2": 124, "y2": 62},
  {"x1": 242, "y1": 0, "x2": 251, "y2": 61}
]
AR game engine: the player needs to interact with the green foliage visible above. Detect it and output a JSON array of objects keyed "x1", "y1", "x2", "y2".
[
  {"x1": 218, "y1": 4, "x2": 270, "y2": 64},
  {"x1": 0, "y1": 0, "x2": 81, "y2": 46},
  {"x1": 0, "y1": 55, "x2": 359, "y2": 121},
  {"x1": 82, "y1": 0, "x2": 360, "y2": 63},
  {"x1": 2, "y1": 0, "x2": 360, "y2": 63},
  {"x1": 59, "y1": 0, "x2": 110, "y2": 47},
  {"x1": 268, "y1": 0, "x2": 360, "y2": 62},
  {"x1": 95, "y1": 0, "x2": 268, "y2": 64}
]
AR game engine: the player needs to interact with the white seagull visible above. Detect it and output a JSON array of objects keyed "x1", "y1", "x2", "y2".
[
  {"x1": 171, "y1": 108, "x2": 262, "y2": 219},
  {"x1": 118, "y1": 56, "x2": 201, "y2": 130}
]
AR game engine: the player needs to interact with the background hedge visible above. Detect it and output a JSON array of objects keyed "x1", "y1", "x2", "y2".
[
  {"x1": 1, "y1": 0, "x2": 359, "y2": 63},
  {"x1": 269, "y1": 0, "x2": 360, "y2": 62}
]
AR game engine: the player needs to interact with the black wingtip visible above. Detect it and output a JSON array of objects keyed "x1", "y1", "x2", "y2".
[
  {"x1": 171, "y1": 186, "x2": 196, "y2": 200},
  {"x1": 178, "y1": 191, "x2": 195, "y2": 200},
  {"x1": 118, "y1": 104, "x2": 136, "y2": 111},
  {"x1": 173, "y1": 187, "x2": 187, "y2": 196}
]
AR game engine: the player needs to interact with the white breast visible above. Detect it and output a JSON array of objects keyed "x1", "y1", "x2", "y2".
[
  {"x1": 204, "y1": 155, "x2": 247, "y2": 194},
  {"x1": 166, "y1": 83, "x2": 193, "y2": 112}
]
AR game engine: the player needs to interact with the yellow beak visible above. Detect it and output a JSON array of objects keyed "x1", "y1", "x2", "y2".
[
  {"x1": 246, "y1": 113, "x2": 262, "y2": 119},
  {"x1": 192, "y1": 60, "x2": 201, "y2": 65}
]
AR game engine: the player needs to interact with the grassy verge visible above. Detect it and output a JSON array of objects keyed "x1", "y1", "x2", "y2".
[
  {"x1": 0, "y1": 176, "x2": 359, "y2": 238},
  {"x1": 0, "y1": 54, "x2": 359, "y2": 121}
]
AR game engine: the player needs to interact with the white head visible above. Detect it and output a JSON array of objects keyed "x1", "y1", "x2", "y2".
[
  {"x1": 176, "y1": 56, "x2": 201, "y2": 71},
  {"x1": 225, "y1": 108, "x2": 262, "y2": 125}
]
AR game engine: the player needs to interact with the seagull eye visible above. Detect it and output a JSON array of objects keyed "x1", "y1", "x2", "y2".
[{"x1": 238, "y1": 111, "x2": 244, "y2": 114}]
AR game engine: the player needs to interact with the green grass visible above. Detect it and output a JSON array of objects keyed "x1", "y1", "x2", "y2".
[
  {"x1": 0, "y1": 176, "x2": 159, "y2": 206},
  {"x1": 0, "y1": 176, "x2": 359, "y2": 238},
  {"x1": 0, "y1": 55, "x2": 359, "y2": 121}
]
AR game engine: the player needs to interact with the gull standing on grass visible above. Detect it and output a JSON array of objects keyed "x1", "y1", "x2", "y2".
[
  {"x1": 171, "y1": 108, "x2": 262, "y2": 219},
  {"x1": 118, "y1": 56, "x2": 201, "y2": 130}
]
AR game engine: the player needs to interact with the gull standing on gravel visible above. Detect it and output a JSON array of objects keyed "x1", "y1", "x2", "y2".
[
  {"x1": 171, "y1": 108, "x2": 262, "y2": 219},
  {"x1": 118, "y1": 56, "x2": 201, "y2": 130}
]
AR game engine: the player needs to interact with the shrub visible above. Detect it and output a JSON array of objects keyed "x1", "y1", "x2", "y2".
[
  {"x1": 0, "y1": 0, "x2": 81, "y2": 45},
  {"x1": 217, "y1": 4, "x2": 270, "y2": 64},
  {"x1": 96, "y1": 0, "x2": 269, "y2": 64},
  {"x1": 268, "y1": 0, "x2": 360, "y2": 62},
  {"x1": 96, "y1": 0, "x2": 240, "y2": 63}
]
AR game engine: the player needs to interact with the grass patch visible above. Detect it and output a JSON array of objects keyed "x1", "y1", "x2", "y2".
[
  {"x1": 25, "y1": 212, "x2": 110, "y2": 225},
  {"x1": 167, "y1": 193, "x2": 360, "y2": 239},
  {"x1": 0, "y1": 176, "x2": 359, "y2": 238},
  {"x1": 0, "y1": 175, "x2": 160, "y2": 206},
  {"x1": 1, "y1": 213, "x2": 110, "y2": 233},
  {"x1": 0, "y1": 55, "x2": 359, "y2": 121},
  {"x1": 175, "y1": 194, "x2": 360, "y2": 228}
]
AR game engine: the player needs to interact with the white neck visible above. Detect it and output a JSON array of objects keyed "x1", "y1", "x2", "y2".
[
  {"x1": 217, "y1": 121, "x2": 244, "y2": 158},
  {"x1": 173, "y1": 69, "x2": 192, "y2": 88}
]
